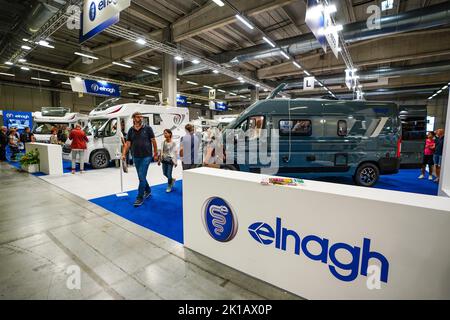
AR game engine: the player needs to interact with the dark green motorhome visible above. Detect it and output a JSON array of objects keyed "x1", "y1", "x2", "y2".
[{"x1": 224, "y1": 98, "x2": 402, "y2": 187}]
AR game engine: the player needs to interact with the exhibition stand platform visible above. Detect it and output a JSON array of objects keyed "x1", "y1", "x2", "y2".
[
  {"x1": 183, "y1": 167, "x2": 450, "y2": 299},
  {"x1": 25, "y1": 142, "x2": 63, "y2": 175}
]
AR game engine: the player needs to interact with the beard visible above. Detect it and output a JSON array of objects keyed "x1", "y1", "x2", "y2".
[{"x1": 133, "y1": 119, "x2": 142, "y2": 126}]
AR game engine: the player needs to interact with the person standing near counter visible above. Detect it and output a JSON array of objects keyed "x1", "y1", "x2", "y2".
[
  {"x1": 20, "y1": 127, "x2": 35, "y2": 144},
  {"x1": 122, "y1": 112, "x2": 159, "y2": 207},
  {"x1": 69, "y1": 123, "x2": 88, "y2": 174}
]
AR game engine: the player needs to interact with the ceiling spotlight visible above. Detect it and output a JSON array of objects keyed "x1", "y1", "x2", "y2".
[
  {"x1": 175, "y1": 56, "x2": 183, "y2": 61},
  {"x1": 136, "y1": 38, "x2": 147, "y2": 45}
]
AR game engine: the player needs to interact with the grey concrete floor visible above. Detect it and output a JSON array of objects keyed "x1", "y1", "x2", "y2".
[{"x1": 0, "y1": 162, "x2": 301, "y2": 300}]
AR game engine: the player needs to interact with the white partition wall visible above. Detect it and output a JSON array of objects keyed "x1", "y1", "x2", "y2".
[
  {"x1": 183, "y1": 168, "x2": 450, "y2": 299},
  {"x1": 25, "y1": 143, "x2": 63, "y2": 175},
  {"x1": 438, "y1": 93, "x2": 450, "y2": 197}
]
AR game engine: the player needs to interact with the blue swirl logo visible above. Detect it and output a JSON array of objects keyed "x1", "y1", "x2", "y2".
[
  {"x1": 91, "y1": 83, "x2": 99, "y2": 92},
  {"x1": 203, "y1": 197, "x2": 237, "y2": 242},
  {"x1": 89, "y1": 2, "x2": 96, "y2": 21}
]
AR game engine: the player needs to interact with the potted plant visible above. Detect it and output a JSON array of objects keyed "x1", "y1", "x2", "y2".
[{"x1": 20, "y1": 149, "x2": 40, "y2": 173}]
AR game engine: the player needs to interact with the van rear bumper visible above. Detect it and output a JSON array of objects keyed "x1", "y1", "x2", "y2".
[{"x1": 379, "y1": 157, "x2": 401, "y2": 174}]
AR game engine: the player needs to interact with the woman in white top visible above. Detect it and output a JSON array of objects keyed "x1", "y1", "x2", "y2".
[{"x1": 158, "y1": 129, "x2": 178, "y2": 192}]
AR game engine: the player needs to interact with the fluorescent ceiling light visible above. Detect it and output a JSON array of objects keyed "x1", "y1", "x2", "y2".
[
  {"x1": 203, "y1": 85, "x2": 213, "y2": 89},
  {"x1": 293, "y1": 62, "x2": 301, "y2": 69},
  {"x1": 212, "y1": 0, "x2": 225, "y2": 7},
  {"x1": 145, "y1": 95, "x2": 154, "y2": 98},
  {"x1": 240, "y1": 95, "x2": 247, "y2": 99},
  {"x1": 18, "y1": 59, "x2": 26, "y2": 63},
  {"x1": 218, "y1": 89, "x2": 226, "y2": 93},
  {"x1": 136, "y1": 38, "x2": 147, "y2": 45},
  {"x1": 192, "y1": 59, "x2": 200, "y2": 64},
  {"x1": 75, "y1": 76, "x2": 82, "y2": 81},
  {"x1": 358, "y1": 85, "x2": 363, "y2": 88},
  {"x1": 235, "y1": 15, "x2": 254, "y2": 30},
  {"x1": 5, "y1": 61, "x2": 13, "y2": 65},
  {"x1": 74, "y1": 52, "x2": 98, "y2": 60},
  {"x1": 304, "y1": 70, "x2": 311, "y2": 76},
  {"x1": 148, "y1": 66, "x2": 159, "y2": 70},
  {"x1": 280, "y1": 51, "x2": 290, "y2": 60},
  {"x1": 22, "y1": 38, "x2": 29, "y2": 42},
  {"x1": 61, "y1": 82, "x2": 71, "y2": 85},
  {"x1": 175, "y1": 56, "x2": 183, "y2": 61},
  {"x1": 187, "y1": 81, "x2": 198, "y2": 85},
  {"x1": 20, "y1": 67, "x2": 30, "y2": 71},
  {"x1": 195, "y1": 103, "x2": 202, "y2": 105},
  {"x1": 263, "y1": 37, "x2": 276, "y2": 48},
  {"x1": 112, "y1": 61, "x2": 131, "y2": 68},
  {"x1": 213, "y1": 70, "x2": 219, "y2": 74},
  {"x1": 437, "y1": 90, "x2": 442, "y2": 94},
  {"x1": 318, "y1": 82, "x2": 324, "y2": 87},
  {"x1": 442, "y1": 85, "x2": 448, "y2": 90},
  {"x1": 128, "y1": 92, "x2": 139, "y2": 96},
  {"x1": 0, "y1": 72, "x2": 14, "y2": 77},
  {"x1": 255, "y1": 84, "x2": 260, "y2": 87},
  {"x1": 229, "y1": 92, "x2": 237, "y2": 96},
  {"x1": 50, "y1": 71, "x2": 59, "y2": 75},
  {"x1": 38, "y1": 40, "x2": 54, "y2": 49},
  {"x1": 237, "y1": 77, "x2": 243, "y2": 81},
  {"x1": 21, "y1": 45, "x2": 31, "y2": 50},
  {"x1": 176, "y1": 78, "x2": 180, "y2": 81},
  {"x1": 143, "y1": 69, "x2": 158, "y2": 75},
  {"x1": 31, "y1": 77, "x2": 50, "y2": 82},
  {"x1": 428, "y1": 97, "x2": 433, "y2": 100}
]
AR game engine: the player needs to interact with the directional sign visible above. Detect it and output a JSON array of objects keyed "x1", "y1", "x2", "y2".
[
  {"x1": 303, "y1": 76, "x2": 316, "y2": 91},
  {"x1": 209, "y1": 89, "x2": 216, "y2": 100}
]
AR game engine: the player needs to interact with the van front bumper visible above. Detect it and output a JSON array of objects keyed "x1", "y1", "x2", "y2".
[{"x1": 379, "y1": 157, "x2": 401, "y2": 174}]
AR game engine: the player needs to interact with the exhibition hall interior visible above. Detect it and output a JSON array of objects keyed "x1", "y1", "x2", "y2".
[{"x1": 0, "y1": 0, "x2": 449, "y2": 301}]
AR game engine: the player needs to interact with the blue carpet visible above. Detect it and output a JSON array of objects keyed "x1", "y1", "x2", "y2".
[
  {"x1": 313, "y1": 169, "x2": 438, "y2": 196},
  {"x1": 90, "y1": 180, "x2": 184, "y2": 244}
]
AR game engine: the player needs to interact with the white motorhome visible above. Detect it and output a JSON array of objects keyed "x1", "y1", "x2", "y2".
[
  {"x1": 213, "y1": 114, "x2": 239, "y2": 130},
  {"x1": 192, "y1": 117, "x2": 219, "y2": 133},
  {"x1": 62, "y1": 98, "x2": 189, "y2": 169},
  {"x1": 33, "y1": 107, "x2": 89, "y2": 143}
]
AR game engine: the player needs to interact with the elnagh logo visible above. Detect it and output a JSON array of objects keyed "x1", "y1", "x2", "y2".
[
  {"x1": 203, "y1": 197, "x2": 238, "y2": 242},
  {"x1": 249, "y1": 218, "x2": 390, "y2": 283},
  {"x1": 91, "y1": 83, "x2": 99, "y2": 92},
  {"x1": 89, "y1": 2, "x2": 96, "y2": 21}
]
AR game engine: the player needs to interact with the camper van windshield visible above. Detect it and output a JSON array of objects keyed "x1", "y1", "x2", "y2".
[
  {"x1": 85, "y1": 119, "x2": 108, "y2": 136},
  {"x1": 33, "y1": 122, "x2": 69, "y2": 134},
  {"x1": 95, "y1": 98, "x2": 122, "y2": 112}
]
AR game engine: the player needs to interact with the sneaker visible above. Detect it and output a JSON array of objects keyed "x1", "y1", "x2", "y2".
[
  {"x1": 170, "y1": 179, "x2": 176, "y2": 188},
  {"x1": 134, "y1": 198, "x2": 144, "y2": 207},
  {"x1": 143, "y1": 190, "x2": 151, "y2": 199},
  {"x1": 428, "y1": 175, "x2": 433, "y2": 180},
  {"x1": 166, "y1": 185, "x2": 172, "y2": 193},
  {"x1": 418, "y1": 174, "x2": 424, "y2": 179}
]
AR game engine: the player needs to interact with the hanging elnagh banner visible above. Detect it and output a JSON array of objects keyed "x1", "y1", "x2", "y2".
[
  {"x1": 70, "y1": 78, "x2": 121, "y2": 97},
  {"x1": 3, "y1": 111, "x2": 33, "y2": 132},
  {"x1": 80, "y1": 0, "x2": 131, "y2": 43}
]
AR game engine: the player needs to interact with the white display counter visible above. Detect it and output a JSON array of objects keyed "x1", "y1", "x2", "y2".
[
  {"x1": 25, "y1": 142, "x2": 63, "y2": 175},
  {"x1": 183, "y1": 167, "x2": 450, "y2": 299}
]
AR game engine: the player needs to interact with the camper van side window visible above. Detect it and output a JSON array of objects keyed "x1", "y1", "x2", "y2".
[
  {"x1": 279, "y1": 120, "x2": 312, "y2": 136},
  {"x1": 337, "y1": 120, "x2": 347, "y2": 136},
  {"x1": 153, "y1": 114, "x2": 162, "y2": 125}
]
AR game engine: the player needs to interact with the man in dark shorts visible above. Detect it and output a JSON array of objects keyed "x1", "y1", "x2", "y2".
[{"x1": 122, "y1": 112, "x2": 158, "y2": 207}]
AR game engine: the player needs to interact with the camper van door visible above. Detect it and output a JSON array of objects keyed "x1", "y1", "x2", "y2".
[{"x1": 101, "y1": 118, "x2": 121, "y2": 160}]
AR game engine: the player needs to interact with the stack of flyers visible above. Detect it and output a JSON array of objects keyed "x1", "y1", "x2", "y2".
[{"x1": 261, "y1": 177, "x2": 304, "y2": 186}]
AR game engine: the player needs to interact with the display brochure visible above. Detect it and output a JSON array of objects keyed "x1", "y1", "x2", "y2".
[{"x1": 261, "y1": 177, "x2": 304, "y2": 186}]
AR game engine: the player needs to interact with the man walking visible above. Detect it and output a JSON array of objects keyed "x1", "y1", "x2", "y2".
[
  {"x1": 122, "y1": 112, "x2": 158, "y2": 207},
  {"x1": 434, "y1": 128, "x2": 445, "y2": 183}
]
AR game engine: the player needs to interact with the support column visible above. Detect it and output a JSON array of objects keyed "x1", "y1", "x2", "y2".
[
  {"x1": 250, "y1": 86, "x2": 260, "y2": 104},
  {"x1": 162, "y1": 53, "x2": 177, "y2": 107},
  {"x1": 438, "y1": 92, "x2": 450, "y2": 197}
]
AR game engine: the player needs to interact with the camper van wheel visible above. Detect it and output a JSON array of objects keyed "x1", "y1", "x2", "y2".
[
  {"x1": 354, "y1": 163, "x2": 379, "y2": 187},
  {"x1": 91, "y1": 150, "x2": 109, "y2": 169}
]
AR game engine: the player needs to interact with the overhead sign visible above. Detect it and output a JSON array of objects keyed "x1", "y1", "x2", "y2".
[
  {"x1": 209, "y1": 89, "x2": 216, "y2": 100},
  {"x1": 70, "y1": 78, "x2": 120, "y2": 97},
  {"x1": 80, "y1": 0, "x2": 130, "y2": 43},
  {"x1": 303, "y1": 76, "x2": 315, "y2": 90},
  {"x1": 3, "y1": 111, "x2": 33, "y2": 132},
  {"x1": 305, "y1": 0, "x2": 327, "y2": 53},
  {"x1": 176, "y1": 94, "x2": 188, "y2": 106},
  {"x1": 215, "y1": 101, "x2": 228, "y2": 111}
]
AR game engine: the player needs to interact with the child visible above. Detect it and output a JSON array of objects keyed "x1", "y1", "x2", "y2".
[
  {"x1": 158, "y1": 129, "x2": 178, "y2": 192},
  {"x1": 419, "y1": 131, "x2": 435, "y2": 180}
]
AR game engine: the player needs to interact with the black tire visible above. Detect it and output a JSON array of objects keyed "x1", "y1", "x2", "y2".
[
  {"x1": 354, "y1": 163, "x2": 380, "y2": 187},
  {"x1": 90, "y1": 150, "x2": 110, "y2": 169}
]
